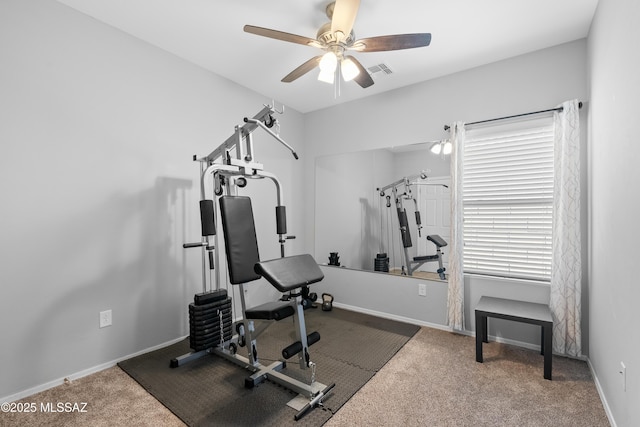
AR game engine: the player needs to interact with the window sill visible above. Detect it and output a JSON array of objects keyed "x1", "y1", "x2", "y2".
[{"x1": 464, "y1": 272, "x2": 551, "y2": 288}]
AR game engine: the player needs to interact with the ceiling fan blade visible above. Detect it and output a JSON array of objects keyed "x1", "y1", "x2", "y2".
[
  {"x1": 244, "y1": 25, "x2": 322, "y2": 48},
  {"x1": 331, "y1": 0, "x2": 360, "y2": 42},
  {"x1": 345, "y1": 55, "x2": 374, "y2": 88},
  {"x1": 282, "y1": 56, "x2": 323, "y2": 83},
  {"x1": 351, "y1": 33, "x2": 432, "y2": 52}
]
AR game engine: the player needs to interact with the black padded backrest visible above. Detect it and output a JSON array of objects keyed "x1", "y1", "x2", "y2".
[
  {"x1": 254, "y1": 254, "x2": 324, "y2": 293},
  {"x1": 397, "y1": 208, "x2": 412, "y2": 248},
  {"x1": 219, "y1": 196, "x2": 261, "y2": 284}
]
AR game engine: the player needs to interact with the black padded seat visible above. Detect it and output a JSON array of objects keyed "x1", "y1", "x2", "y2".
[
  {"x1": 427, "y1": 234, "x2": 448, "y2": 248},
  {"x1": 245, "y1": 301, "x2": 295, "y2": 321},
  {"x1": 254, "y1": 254, "x2": 324, "y2": 293}
]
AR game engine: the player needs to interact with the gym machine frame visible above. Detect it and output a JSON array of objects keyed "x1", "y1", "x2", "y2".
[
  {"x1": 175, "y1": 104, "x2": 332, "y2": 420},
  {"x1": 377, "y1": 171, "x2": 448, "y2": 279}
]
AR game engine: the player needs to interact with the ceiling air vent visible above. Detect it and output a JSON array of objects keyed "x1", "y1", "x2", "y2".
[{"x1": 367, "y1": 63, "x2": 393, "y2": 76}]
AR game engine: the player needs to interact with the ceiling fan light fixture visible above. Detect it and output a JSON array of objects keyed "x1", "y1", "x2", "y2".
[
  {"x1": 243, "y1": 1, "x2": 431, "y2": 90},
  {"x1": 319, "y1": 51, "x2": 338, "y2": 72},
  {"x1": 318, "y1": 67, "x2": 335, "y2": 84},
  {"x1": 430, "y1": 142, "x2": 442, "y2": 155},
  {"x1": 341, "y1": 57, "x2": 360, "y2": 81}
]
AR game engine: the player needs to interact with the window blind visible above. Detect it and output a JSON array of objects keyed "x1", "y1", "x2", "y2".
[{"x1": 463, "y1": 119, "x2": 554, "y2": 281}]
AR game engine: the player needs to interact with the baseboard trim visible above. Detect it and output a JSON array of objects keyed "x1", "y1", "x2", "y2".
[
  {"x1": 332, "y1": 303, "x2": 592, "y2": 360},
  {"x1": 1, "y1": 335, "x2": 187, "y2": 404},
  {"x1": 332, "y1": 302, "x2": 546, "y2": 351},
  {"x1": 332, "y1": 302, "x2": 546, "y2": 352},
  {"x1": 587, "y1": 357, "x2": 617, "y2": 427},
  {"x1": 457, "y1": 328, "x2": 544, "y2": 353},
  {"x1": 332, "y1": 302, "x2": 452, "y2": 332}
]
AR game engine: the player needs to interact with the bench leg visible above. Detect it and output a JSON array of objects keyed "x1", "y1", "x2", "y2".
[
  {"x1": 482, "y1": 316, "x2": 488, "y2": 343},
  {"x1": 543, "y1": 322, "x2": 552, "y2": 380},
  {"x1": 475, "y1": 310, "x2": 484, "y2": 363}
]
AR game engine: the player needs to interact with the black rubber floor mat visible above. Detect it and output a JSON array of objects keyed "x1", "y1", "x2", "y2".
[{"x1": 118, "y1": 308, "x2": 419, "y2": 426}]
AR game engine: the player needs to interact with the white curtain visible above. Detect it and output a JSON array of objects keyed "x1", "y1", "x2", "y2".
[
  {"x1": 448, "y1": 122, "x2": 465, "y2": 331},
  {"x1": 550, "y1": 99, "x2": 582, "y2": 356}
]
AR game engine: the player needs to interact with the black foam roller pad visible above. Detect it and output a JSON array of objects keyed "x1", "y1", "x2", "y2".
[
  {"x1": 275, "y1": 205, "x2": 287, "y2": 235},
  {"x1": 200, "y1": 200, "x2": 216, "y2": 236},
  {"x1": 281, "y1": 331, "x2": 321, "y2": 359}
]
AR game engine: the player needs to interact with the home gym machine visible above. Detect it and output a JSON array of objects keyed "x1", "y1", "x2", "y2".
[
  {"x1": 173, "y1": 103, "x2": 333, "y2": 420},
  {"x1": 377, "y1": 171, "x2": 448, "y2": 280}
]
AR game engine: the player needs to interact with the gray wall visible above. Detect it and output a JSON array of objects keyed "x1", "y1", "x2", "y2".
[
  {"x1": 306, "y1": 39, "x2": 589, "y2": 349},
  {"x1": 0, "y1": 0, "x2": 306, "y2": 400},
  {"x1": 588, "y1": 0, "x2": 640, "y2": 425},
  {"x1": 319, "y1": 265, "x2": 449, "y2": 328}
]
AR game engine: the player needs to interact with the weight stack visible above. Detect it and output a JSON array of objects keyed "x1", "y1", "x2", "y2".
[
  {"x1": 374, "y1": 253, "x2": 390, "y2": 272},
  {"x1": 189, "y1": 290, "x2": 233, "y2": 352}
]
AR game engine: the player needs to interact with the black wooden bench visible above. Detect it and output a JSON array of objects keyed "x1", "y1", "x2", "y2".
[{"x1": 475, "y1": 296, "x2": 553, "y2": 380}]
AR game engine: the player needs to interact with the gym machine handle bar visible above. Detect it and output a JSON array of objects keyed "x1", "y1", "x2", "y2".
[
  {"x1": 294, "y1": 383, "x2": 335, "y2": 421},
  {"x1": 182, "y1": 242, "x2": 213, "y2": 251},
  {"x1": 243, "y1": 117, "x2": 299, "y2": 160}
]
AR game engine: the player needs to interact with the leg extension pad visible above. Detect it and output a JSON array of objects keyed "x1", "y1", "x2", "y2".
[{"x1": 282, "y1": 331, "x2": 321, "y2": 359}]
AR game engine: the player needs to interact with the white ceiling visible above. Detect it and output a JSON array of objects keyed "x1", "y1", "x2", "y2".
[{"x1": 56, "y1": 0, "x2": 599, "y2": 113}]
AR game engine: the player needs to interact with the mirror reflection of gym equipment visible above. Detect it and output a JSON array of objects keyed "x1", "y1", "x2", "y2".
[
  {"x1": 377, "y1": 172, "x2": 448, "y2": 280},
  {"x1": 174, "y1": 104, "x2": 333, "y2": 421}
]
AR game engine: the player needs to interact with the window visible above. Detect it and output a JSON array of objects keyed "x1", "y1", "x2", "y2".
[{"x1": 462, "y1": 117, "x2": 554, "y2": 281}]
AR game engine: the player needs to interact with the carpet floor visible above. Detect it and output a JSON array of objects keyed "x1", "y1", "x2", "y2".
[
  {"x1": 327, "y1": 326, "x2": 610, "y2": 427},
  {"x1": 1, "y1": 310, "x2": 609, "y2": 427}
]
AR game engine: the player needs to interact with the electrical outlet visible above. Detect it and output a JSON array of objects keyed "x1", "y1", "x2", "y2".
[
  {"x1": 620, "y1": 362, "x2": 626, "y2": 391},
  {"x1": 99, "y1": 310, "x2": 112, "y2": 328},
  {"x1": 418, "y1": 283, "x2": 427, "y2": 297}
]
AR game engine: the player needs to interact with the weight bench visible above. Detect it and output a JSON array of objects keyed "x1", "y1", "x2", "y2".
[
  {"x1": 406, "y1": 234, "x2": 447, "y2": 279},
  {"x1": 218, "y1": 195, "x2": 332, "y2": 417}
]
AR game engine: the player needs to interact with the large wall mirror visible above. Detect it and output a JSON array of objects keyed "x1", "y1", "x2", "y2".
[{"x1": 315, "y1": 142, "x2": 451, "y2": 280}]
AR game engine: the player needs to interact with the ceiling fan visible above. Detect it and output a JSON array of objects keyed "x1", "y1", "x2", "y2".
[{"x1": 244, "y1": 0, "x2": 432, "y2": 88}]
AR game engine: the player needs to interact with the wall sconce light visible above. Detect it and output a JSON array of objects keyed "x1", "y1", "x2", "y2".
[{"x1": 429, "y1": 140, "x2": 452, "y2": 156}]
